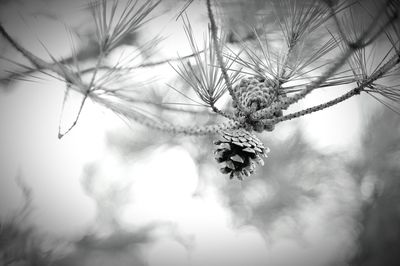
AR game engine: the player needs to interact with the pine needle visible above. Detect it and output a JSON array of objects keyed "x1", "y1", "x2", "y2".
[
  {"x1": 274, "y1": 0, "x2": 332, "y2": 48},
  {"x1": 89, "y1": 0, "x2": 161, "y2": 52}
]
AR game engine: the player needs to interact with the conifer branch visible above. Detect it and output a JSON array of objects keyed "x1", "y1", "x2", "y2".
[
  {"x1": 90, "y1": 93, "x2": 241, "y2": 135},
  {"x1": 265, "y1": 51, "x2": 400, "y2": 124},
  {"x1": 265, "y1": 87, "x2": 361, "y2": 124},
  {"x1": 0, "y1": 22, "x2": 236, "y2": 136},
  {"x1": 251, "y1": 0, "x2": 400, "y2": 121},
  {"x1": 101, "y1": 93, "x2": 218, "y2": 115}
]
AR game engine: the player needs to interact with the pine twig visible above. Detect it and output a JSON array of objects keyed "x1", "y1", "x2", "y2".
[
  {"x1": 100, "y1": 92, "x2": 219, "y2": 115},
  {"x1": 265, "y1": 87, "x2": 362, "y2": 124},
  {"x1": 57, "y1": 85, "x2": 90, "y2": 139},
  {"x1": 265, "y1": 51, "x2": 400, "y2": 124},
  {"x1": 90, "y1": 93, "x2": 241, "y2": 135}
]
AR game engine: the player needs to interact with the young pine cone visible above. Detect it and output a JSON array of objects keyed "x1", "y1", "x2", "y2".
[
  {"x1": 233, "y1": 77, "x2": 277, "y2": 112},
  {"x1": 232, "y1": 76, "x2": 288, "y2": 132},
  {"x1": 213, "y1": 129, "x2": 269, "y2": 180}
]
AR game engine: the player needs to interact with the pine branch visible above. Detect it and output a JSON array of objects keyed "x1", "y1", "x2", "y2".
[
  {"x1": 100, "y1": 93, "x2": 218, "y2": 115},
  {"x1": 265, "y1": 87, "x2": 362, "y2": 124},
  {"x1": 250, "y1": 48, "x2": 353, "y2": 120},
  {"x1": 0, "y1": 22, "x2": 236, "y2": 136},
  {"x1": 265, "y1": 51, "x2": 400, "y2": 124},
  {"x1": 102, "y1": 85, "x2": 235, "y2": 118},
  {"x1": 251, "y1": 0, "x2": 400, "y2": 121},
  {"x1": 91, "y1": 93, "x2": 241, "y2": 135}
]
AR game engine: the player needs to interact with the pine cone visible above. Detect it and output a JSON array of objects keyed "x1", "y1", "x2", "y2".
[
  {"x1": 233, "y1": 77, "x2": 277, "y2": 112},
  {"x1": 232, "y1": 76, "x2": 289, "y2": 132},
  {"x1": 213, "y1": 129, "x2": 269, "y2": 180}
]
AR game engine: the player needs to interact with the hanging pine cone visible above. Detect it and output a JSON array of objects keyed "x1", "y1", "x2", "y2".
[{"x1": 213, "y1": 129, "x2": 269, "y2": 180}]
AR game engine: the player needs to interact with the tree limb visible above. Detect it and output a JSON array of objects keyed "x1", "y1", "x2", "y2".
[{"x1": 0, "y1": 23, "x2": 236, "y2": 136}]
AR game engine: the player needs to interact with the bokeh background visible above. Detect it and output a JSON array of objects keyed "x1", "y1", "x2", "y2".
[{"x1": 1, "y1": 0, "x2": 399, "y2": 265}]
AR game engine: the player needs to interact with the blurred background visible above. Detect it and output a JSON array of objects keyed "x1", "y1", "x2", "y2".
[{"x1": 0, "y1": 0, "x2": 399, "y2": 265}]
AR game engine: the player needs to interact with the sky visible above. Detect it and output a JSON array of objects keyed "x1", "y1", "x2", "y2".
[{"x1": 0, "y1": 0, "x2": 392, "y2": 265}]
